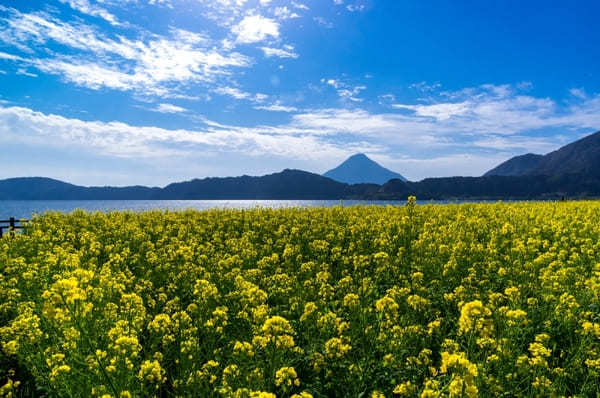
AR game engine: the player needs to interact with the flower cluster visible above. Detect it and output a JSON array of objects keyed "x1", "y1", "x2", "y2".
[{"x1": 1, "y1": 201, "x2": 600, "y2": 396}]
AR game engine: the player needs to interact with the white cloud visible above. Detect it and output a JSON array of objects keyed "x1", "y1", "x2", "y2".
[
  {"x1": 58, "y1": 0, "x2": 119, "y2": 25},
  {"x1": 16, "y1": 68, "x2": 37, "y2": 77},
  {"x1": 570, "y1": 88, "x2": 587, "y2": 99},
  {"x1": 322, "y1": 78, "x2": 367, "y2": 102},
  {"x1": 291, "y1": 2, "x2": 309, "y2": 10},
  {"x1": 153, "y1": 103, "x2": 187, "y2": 113},
  {"x1": 378, "y1": 94, "x2": 396, "y2": 104},
  {"x1": 286, "y1": 86, "x2": 600, "y2": 152},
  {"x1": 390, "y1": 84, "x2": 575, "y2": 134},
  {"x1": 274, "y1": 7, "x2": 300, "y2": 20},
  {"x1": 394, "y1": 102, "x2": 470, "y2": 121},
  {"x1": 194, "y1": 0, "x2": 250, "y2": 27},
  {"x1": 35, "y1": 60, "x2": 140, "y2": 91},
  {"x1": 255, "y1": 103, "x2": 298, "y2": 112},
  {"x1": 0, "y1": 104, "x2": 354, "y2": 161},
  {"x1": 516, "y1": 81, "x2": 533, "y2": 91},
  {"x1": 324, "y1": 78, "x2": 341, "y2": 89},
  {"x1": 313, "y1": 17, "x2": 333, "y2": 28},
  {"x1": 148, "y1": 0, "x2": 173, "y2": 5},
  {"x1": 232, "y1": 15, "x2": 280, "y2": 44},
  {"x1": 0, "y1": 51, "x2": 23, "y2": 61},
  {"x1": 214, "y1": 86, "x2": 268, "y2": 102},
  {"x1": 291, "y1": 108, "x2": 417, "y2": 137},
  {"x1": 346, "y1": 4, "x2": 365, "y2": 12},
  {"x1": 260, "y1": 46, "x2": 298, "y2": 59},
  {"x1": 214, "y1": 86, "x2": 251, "y2": 99},
  {"x1": 338, "y1": 86, "x2": 366, "y2": 102},
  {"x1": 378, "y1": 153, "x2": 512, "y2": 180},
  {"x1": 1, "y1": 84, "x2": 600, "y2": 181},
  {"x1": 0, "y1": 9, "x2": 251, "y2": 96},
  {"x1": 470, "y1": 135, "x2": 561, "y2": 153},
  {"x1": 254, "y1": 93, "x2": 268, "y2": 102},
  {"x1": 409, "y1": 81, "x2": 442, "y2": 93},
  {"x1": 333, "y1": 0, "x2": 344, "y2": 4}
]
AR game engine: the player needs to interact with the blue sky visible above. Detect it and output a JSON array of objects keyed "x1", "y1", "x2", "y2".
[{"x1": 0, "y1": 0, "x2": 599, "y2": 186}]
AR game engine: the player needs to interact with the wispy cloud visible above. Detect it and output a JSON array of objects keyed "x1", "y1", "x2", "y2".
[
  {"x1": 1, "y1": 83, "x2": 600, "y2": 181},
  {"x1": 58, "y1": 0, "x2": 119, "y2": 25},
  {"x1": 291, "y1": 2, "x2": 309, "y2": 10},
  {"x1": 16, "y1": 68, "x2": 38, "y2": 78},
  {"x1": 410, "y1": 81, "x2": 442, "y2": 93},
  {"x1": 391, "y1": 84, "x2": 573, "y2": 134},
  {"x1": 291, "y1": 84, "x2": 600, "y2": 153},
  {"x1": 0, "y1": 8, "x2": 251, "y2": 97},
  {"x1": 255, "y1": 103, "x2": 298, "y2": 112},
  {"x1": 261, "y1": 45, "x2": 298, "y2": 59},
  {"x1": 0, "y1": 104, "x2": 355, "y2": 161},
  {"x1": 273, "y1": 7, "x2": 300, "y2": 20},
  {"x1": 393, "y1": 102, "x2": 470, "y2": 120},
  {"x1": 322, "y1": 78, "x2": 367, "y2": 102},
  {"x1": 214, "y1": 86, "x2": 268, "y2": 102},
  {"x1": 346, "y1": 4, "x2": 366, "y2": 12},
  {"x1": 570, "y1": 87, "x2": 587, "y2": 99},
  {"x1": 194, "y1": 0, "x2": 251, "y2": 27},
  {"x1": 313, "y1": 17, "x2": 333, "y2": 28},
  {"x1": 215, "y1": 86, "x2": 253, "y2": 100},
  {"x1": 0, "y1": 51, "x2": 23, "y2": 61},
  {"x1": 153, "y1": 103, "x2": 187, "y2": 113}
]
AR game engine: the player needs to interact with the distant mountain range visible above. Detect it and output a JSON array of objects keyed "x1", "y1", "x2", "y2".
[
  {"x1": 485, "y1": 131, "x2": 600, "y2": 177},
  {"x1": 0, "y1": 171, "x2": 376, "y2": 200},
  {"x1": 1, "y1": 130, "x2": 599, "y2": 200},
  {"x1": 323, "y1": 153, "x2": 407, "y2": 184}
]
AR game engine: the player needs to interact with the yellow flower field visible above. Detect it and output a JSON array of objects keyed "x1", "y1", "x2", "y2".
[{"x1": 2, "y1": 199, "x2": 600, "y2": 397}]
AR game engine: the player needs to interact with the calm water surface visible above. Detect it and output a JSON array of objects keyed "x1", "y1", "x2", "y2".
[{"x1": 0, "y1": 199, "x2": 497, "y2": 219}]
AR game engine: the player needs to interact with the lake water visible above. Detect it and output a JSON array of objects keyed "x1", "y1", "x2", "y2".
[
  {"x1": 0, "y1": 200, "x2": 410, "y2": 219},
  {"x1": 0, "y1": 199, "x2": 506, "y2": 219}
]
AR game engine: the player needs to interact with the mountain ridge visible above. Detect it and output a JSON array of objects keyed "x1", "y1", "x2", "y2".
[
  {"x1": 527, "y1": 131, "x2": 600, "y2": 176},
  {"x1": 484, "y1": 153, "x2": 544, "y2": 176},
  {"x1": 484, "y1": 130, "x2": 600, "y2": 177},
  {"x1": 2, "y1": 130, "x2": 600, "y2": 201},
  {"x1": 3, "y1": 171, "x2": 600, "y2": 201}
]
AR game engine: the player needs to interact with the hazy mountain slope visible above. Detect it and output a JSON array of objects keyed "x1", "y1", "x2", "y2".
[
  {"x1": 0, "y1": 177, "x2": 159, "y2": 200},
  {"x1": 158, "y1": 169, "x2": 350, "y2": 199},
  {"x1": 485, "y1": 130, "x2": 600, "y2": 177},
  {"x1": 484, "y1": 153, "x2": 544, "y2": 176},
  {"x1": 527, "y1": 131, "x2": 600, "y2": 176}
]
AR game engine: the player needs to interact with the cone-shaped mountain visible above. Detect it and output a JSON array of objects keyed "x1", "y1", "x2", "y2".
[{"x1": 323, "y1": 153, "x2": 407, "y2": 184}]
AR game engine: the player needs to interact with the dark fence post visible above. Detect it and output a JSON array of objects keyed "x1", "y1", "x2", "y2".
[{"x1": 0, "y1": 218, "x2": 29, "y2": 238}]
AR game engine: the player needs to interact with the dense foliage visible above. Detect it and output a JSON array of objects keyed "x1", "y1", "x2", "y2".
[{"x1": 2, "y1": 200, "x2": 600, "y2": 397}]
